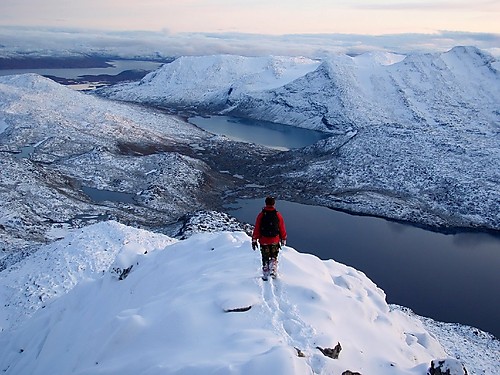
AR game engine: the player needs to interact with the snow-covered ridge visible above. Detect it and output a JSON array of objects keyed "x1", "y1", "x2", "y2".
[
  {"x1": 352, "y1": 51, "x2": 406, "y2": 66},
  {"x1": 1, "y1": 221, "x2": 496, "y2": 375},
  {"x1": 98, "y1": 46, "x2": 500, "y2": 231},
  {"x1": 102, "y1": 55, "x2": 321, "y2": 107},
  {"x1": 101, "y1": 46, "x2": 499, "y2": 133},
  {"x1": 0, "y1": 221, "x2": 176, "y2": 330},
  {"x1": 235, "y1": 46, "x2": 499, "y2": 131},
  {"x1": 0, "y1": 72, "x2": 220, "y2": 253}
]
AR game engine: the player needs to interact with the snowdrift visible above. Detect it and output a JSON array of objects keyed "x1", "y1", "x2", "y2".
[
  {"x1": 0, "y1": 221, "x2": 458, "y2": 375},
  {"x1": 102, "y1": 54, "x2": 321, "y2": 109}
]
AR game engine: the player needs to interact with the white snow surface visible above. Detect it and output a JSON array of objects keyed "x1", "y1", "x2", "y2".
[
  {"x1": 104, "y1": 55, "x2": 321, "y2": 106},
  {"x1": 103, "y1": 47, "x2": 499, "y2": 133},
  {"x1": 0, "y1": 118, "x2": 8, "y2": 134},
  {"x1": 0, "y1": 221, "x2": 497, "y2": 375},
  {"x1": 98, "y1": 47, "x2": 500, "y2": 231}
]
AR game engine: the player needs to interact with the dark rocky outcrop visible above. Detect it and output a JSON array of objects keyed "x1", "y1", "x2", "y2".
[
  {"x1": 316, "y1": 342, "x2": 342, "y2": 359},
  {"x1": 294, "y1": 347, "x2": 305, "y2": 357},
  {"x1": 427, "y1": 358, "x2": 468, "y2": 375},
  {"x1": 223, "y1": 306, "x2": 252, "y2": 313}
]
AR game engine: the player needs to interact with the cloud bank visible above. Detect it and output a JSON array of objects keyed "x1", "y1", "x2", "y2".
[{"x1": 0, "y1": 26, "x2": 498, "y2": 59}]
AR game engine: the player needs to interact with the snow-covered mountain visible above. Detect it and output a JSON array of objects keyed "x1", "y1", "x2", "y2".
[
  {"x1": 0, "y1": 66, "x2": 499, "y2": 375},
  {"x1": 0, "y1": 74, "x2": 225, "y2": 254},
  {"x1": 1, "y1": 221, "x2": 497, "y2": 375},
  {"x1": 232, "y1": 46, "x2": 499, "y2": 132},
  {"x1": 102, "y1": 47, "x2": 498, "y2": 133},
  {"x1": 103, "y1": 55, "x2": 321, "y2": 110},
  {"x1": 100, "y1": 47, "x2": 500, "y2": 231},
  {"x1": 1, "y1": 46, "x2": 499, "y2": 255}
]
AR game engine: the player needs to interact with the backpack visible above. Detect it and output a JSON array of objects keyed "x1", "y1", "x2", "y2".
[{"x1": 260, "y1": 209, "x2": 280, "y2": 237}]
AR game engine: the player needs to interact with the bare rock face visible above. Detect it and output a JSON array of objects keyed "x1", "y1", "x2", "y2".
[
  {"x1": 316, "y1": 342, "x2": 342, "y2": 359},
  {"x1": 223, "y1": 306, "x2": 252, "y2": 313},
  {"x1": 427, "y1": 358, "x2": 468, "y2": 375},
  {"x1": 342, "y1": 371, "x2": 362, "y2": 375}
]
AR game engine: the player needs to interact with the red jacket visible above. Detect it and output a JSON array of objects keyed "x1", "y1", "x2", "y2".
[{"x1": 252, "y1": 205, "x2": 287, "y2": 245}]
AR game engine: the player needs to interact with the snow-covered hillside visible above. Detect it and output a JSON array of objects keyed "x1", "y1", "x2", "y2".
[
  {"x1": 101, "y1": 47, "x2": 499, "y2": 133},
  {"x1": 1, "y1": 48, "x2": 499, "y2": 252},
  {"x1": 233, "y1": 46, "x2": 499, "y2": 132},
  {"x1": 99, "y1": 47, "x2": 500, "y2": 231},
  {"x1": 0, "y1": 74, "x2": 230, "y2": 254},
  {"x1": 101, "y1": 55, "x2": 321, "y2": 110},
  {"x1": 0, "y1": 221, "x2": 497, "y2": 375}
]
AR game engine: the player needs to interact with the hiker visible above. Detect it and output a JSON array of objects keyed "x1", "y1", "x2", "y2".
[{"x1": 252, "y1": 196, "x2": 287, "y2": 280}]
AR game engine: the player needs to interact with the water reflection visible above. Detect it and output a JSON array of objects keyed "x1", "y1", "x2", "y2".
[
  {"x1": 189, "y1": 115, "x2": 330, "y2": 150},
  {"x1": 225, "y1": 198, "x2": 500, "y2": 338},
  {"x1": 0, "y1": 60, "x2": 164, "y2": 79},
  {"x1": 451, "y1": 232, "x2": 500, "y2": 247},
  {"x1": 82, "y1": 186, "x2": 137, "y2": 204}
]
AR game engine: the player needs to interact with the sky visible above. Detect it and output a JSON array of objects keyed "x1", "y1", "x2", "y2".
[
  {"x1": 1, "y1": 0, "x2": 499, "y2": 35},
  {"x1": 0, "y1": 1, "x2": 499, "y2": 57}
]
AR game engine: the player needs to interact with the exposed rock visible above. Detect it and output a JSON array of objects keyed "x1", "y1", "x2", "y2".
[
  {"x1": 223, "y1": 306, "x2": 252, "y2": 313},
  {"x1": 112, "y1": 265, "x2": 134, "y2": 280},
  {"x1": 427, "y1": 358, "x2": 468, "y2": 375},
  {"x1": 174, "y1": 210, "x2": 253, "y2": 239},
  {"x1": 342, "y1": 371, "x2": 362, "y2": 375},
  {"x1": 316, "y1": 342, "x2": 342, "y2": 359},
  {"x1": 294, "y1": 347, "x2": 305, "y2": 357}
]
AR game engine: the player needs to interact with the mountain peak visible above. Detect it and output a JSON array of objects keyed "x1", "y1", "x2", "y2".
[
  {"x1": 443, "y1": 45, "x2": 496, "y2": 67},
  {"x1": 0, "y1": 73, "x2": 63, "y2": 91},
  {"x1": 353, "y1": 51, "x2": 406, "y2": 66},
  {"x1": 0, "y1": 221, "x2": 452, "y2": 375},
  {"x1": 104, "y1": 55, "x2": 321, "y2": 107}
]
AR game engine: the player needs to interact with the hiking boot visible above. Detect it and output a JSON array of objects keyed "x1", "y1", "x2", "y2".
[{"x1": 262, "y1": 265, "x2": 270, "y2": 281}]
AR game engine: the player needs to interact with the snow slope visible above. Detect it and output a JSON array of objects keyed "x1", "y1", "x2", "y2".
[
  {"x1": 101, "y1": 47, "x2": 499, "y2": 132},
  {"x1": 99, "y1": 47, "x2": 500, "y2": 231},
  {"x1": 2, "y1": 221, "x2": 497, "y2": 375},
  {"x1": 230, "y1": 46, "x2": 499, "y2": 131},
  {"x1": 0, "y1": 73, "x2": 220, "y2": 253},
  {"x1": 102, "y1": 55, "x2": 321, "y2": 109},
  {"x1": 0, "y1": 73, "x2": 206, "y2": 152}
]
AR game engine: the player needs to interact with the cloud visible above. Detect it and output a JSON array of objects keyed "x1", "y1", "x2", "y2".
[
  {"x1": 0, "y1": 26, "x2": 498, "y2": 59},
  {"x1": 352, "y1": 0, "x2": 499, "y2": 11}
]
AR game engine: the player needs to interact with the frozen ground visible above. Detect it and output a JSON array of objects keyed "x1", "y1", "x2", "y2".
[
  {"x1": 0, "y1": 220, "x2": 497, "y2": 375},
  {"x1": 101, "y1": 47, "x2": 500, "y2": 231},
  {"x1": 0, "y1": 44, "x2": 498, "y2": 375}
]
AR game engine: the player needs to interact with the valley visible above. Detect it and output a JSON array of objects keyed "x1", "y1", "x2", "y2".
[
  {"x1": 1, "y1": 48, "x2": 500, "y2": 257},
  {"x1": 1, "y1": 48, "x2": 499, "y2": 338}
]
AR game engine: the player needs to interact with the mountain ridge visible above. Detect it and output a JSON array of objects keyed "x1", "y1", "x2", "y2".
[
  {"x1": 1, "y1": 47, "x2": 499, "y2": 252},
  {"x1": 101, "y1": 46, "x2": 499, "y2": 133},
  {"x1": 1, "y1": 221, "x2": 497, "y2": 375}
]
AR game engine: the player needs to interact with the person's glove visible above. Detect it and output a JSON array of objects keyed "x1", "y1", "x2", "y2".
[
  {"x1": 252, "y1": 240, "x2": 258, "y2": 251},
  {"x1": 280, "y1": 239, "x2": 286, "y2": 246}
]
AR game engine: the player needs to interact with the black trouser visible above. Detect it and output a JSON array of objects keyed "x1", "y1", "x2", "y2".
[{"x1": 260, "y1": 243, "x2": 280, "y2": 272}]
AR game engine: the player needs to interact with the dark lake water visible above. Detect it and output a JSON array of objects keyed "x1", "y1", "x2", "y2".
[
  {"x1": 82, "y1": 186, "x2": 137, "y2": 204},
  {"x1": 225, "y1": 198, "x2": 500, "y2": 338},
  {"x1": 12, "y1": 145, "x2": 35, "y2": 159},
  {"x1": 189, "y1": 116, "x2": 330, "y2": 150},
  {"x1": 0, "y1": 60, "x2": 163, "y2": 79}
]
